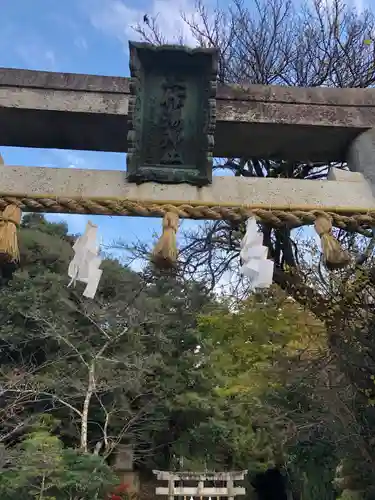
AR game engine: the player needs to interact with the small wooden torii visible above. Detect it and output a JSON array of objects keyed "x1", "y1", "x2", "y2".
[{"x1": 153, "y1": 470, "x2": 247, "y2": 500}]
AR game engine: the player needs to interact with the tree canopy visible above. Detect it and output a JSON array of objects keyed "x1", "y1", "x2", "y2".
[{"x1": 0, "y1": 214, "x2": 371, "y2": 499}]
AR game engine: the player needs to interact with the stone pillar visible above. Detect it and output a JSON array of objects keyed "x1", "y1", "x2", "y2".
[
  {"x1": 114, "y1": 444, "x2": 134, "y2": 471},
  {"x1": 113, "y1": 444, "x2": 139, "y2": 494},
  {"x1": 346, "y1": 128, "x2": 375, "y2": 197}
]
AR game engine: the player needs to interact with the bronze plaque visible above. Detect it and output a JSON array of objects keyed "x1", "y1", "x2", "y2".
[{"x1": 127, "y1": 42, "x2": 218, "y2": 186}]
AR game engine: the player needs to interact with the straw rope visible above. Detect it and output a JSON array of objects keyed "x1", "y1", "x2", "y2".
[{"x1": 0, "y1": 195, "x2": 374, "y2": 235}]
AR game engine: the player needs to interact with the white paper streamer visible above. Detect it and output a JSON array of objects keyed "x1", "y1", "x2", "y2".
[
  {"x1": 67, "y1": 221, "x2": 103, "y2": 299},
  {"x1": 240, "y1": 218, "x2": 274, "y2": 288}
]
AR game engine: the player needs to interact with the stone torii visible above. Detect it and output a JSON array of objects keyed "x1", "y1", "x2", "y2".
[{"x1": 0, "y1": 42, "x2": 375, "y2": 273}]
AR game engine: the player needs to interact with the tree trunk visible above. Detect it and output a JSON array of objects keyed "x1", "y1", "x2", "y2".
[{"x1": 80, "y1": 362, "x2": 95, "y2": 452}]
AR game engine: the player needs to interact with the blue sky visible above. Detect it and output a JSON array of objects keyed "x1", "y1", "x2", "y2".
[{"x1": 0, "y1": 0, "x2": 210, "y2": 260}]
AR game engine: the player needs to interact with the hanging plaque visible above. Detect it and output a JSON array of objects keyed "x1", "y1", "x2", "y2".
[{"x1": 126, "y1": 42, "x2": 218, "y2": 186}]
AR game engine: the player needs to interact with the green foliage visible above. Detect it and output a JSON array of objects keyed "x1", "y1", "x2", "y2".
[
  {"x1": 56, "y1": 448, "x2": 117, "y2": 499},
  {"x1": 2, "y1": 213, "x2": 375, "y2": 499},
  {"x1": 191, "y1": 287, "x2": 329, "y2": 473},
  {"x1": 0, "y1": 215, "x2": 217, "y2": 475},
  {"x1": 338, "y1": 492, "x2": 363, "y2": 500},
  {"x1": 198, "y1": 287, "x2": 325, "y2": 395},
  {"x1": 287, "y1": 440, "x2": 337, "y2": 500},
  {"x1": 0, "y1": 422, "x2": 116, "y2": 499},
  {"x1": 21, "y1": 214, "x2": 70, "y2": 240}
]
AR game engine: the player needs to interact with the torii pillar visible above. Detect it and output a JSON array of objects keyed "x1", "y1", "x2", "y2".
[{"x1": 347, "y1": 128, "x2": 375, "y2": 199}]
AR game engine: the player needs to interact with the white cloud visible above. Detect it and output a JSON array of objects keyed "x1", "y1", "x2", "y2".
[
  {"x1": 61, "y1": 152, "x2": 86, "y2": 169},
  {"x1": 74, "y1": 36, "x2": 88, "y2": 51},
  {"x1": 87, "y1": 0, "x2": 201, "y2": 47},
  {"x1": 51, "y1": 151, "x2": 87, "y2": 170},
  {"x1": 0, "y1": 21, "x2": 58, "y2": 72},
  {"x1": 41, "y1": 149, "x2": 125, "y2": 172},
  {"x1": 14, "y1": 39, "x2": 58, "y2": 72}
]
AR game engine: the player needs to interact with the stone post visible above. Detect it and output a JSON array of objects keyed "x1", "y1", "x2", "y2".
[
  {"x1": 113, "y1": 444, "x2": 139, "y2": 494},
  {"x1": 346, "y1": 128, "x2": 375, "y2": 197}
]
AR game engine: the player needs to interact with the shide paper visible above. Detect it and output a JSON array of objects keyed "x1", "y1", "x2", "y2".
[
  {"x1": 68, "y1": 221, "x2": 103, "y2": 299},
  {"x1": 240, "y1": 218, "x2": 274, "y2": 289}
]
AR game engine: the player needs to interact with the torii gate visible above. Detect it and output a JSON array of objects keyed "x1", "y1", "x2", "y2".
[
  {"x1": 153, "y1": 470, "x2": 247, "y2": 500},
  {"x1": 0, "y1": 41, "x2": 375, "y2": 273}
]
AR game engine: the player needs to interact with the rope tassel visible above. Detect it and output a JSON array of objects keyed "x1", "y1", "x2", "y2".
[
  {"x1": 314, "y1": 215, "x2": 350, "y2": 270},
  {"x1": 0, "y1": 155, "x2": 21, "y2": 268},
  {"x1": 151, "y1": 212, "x2": 179, "y2": 269},
  {"x1": 0, "y1": 204, "x2": 22, "y2": 267}
]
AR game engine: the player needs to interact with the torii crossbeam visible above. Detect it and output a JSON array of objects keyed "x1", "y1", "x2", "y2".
[
  {"x1": 1, "y1": 41, "x2": 375, "y2": 275},
  {"x1": 0, "y1": 163, "x2": 373, "y2": 234}
]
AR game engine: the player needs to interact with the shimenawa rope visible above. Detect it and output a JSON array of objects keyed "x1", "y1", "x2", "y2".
[{"x1": 0, "y1": 195, "x2": 373, "y2": 235}]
